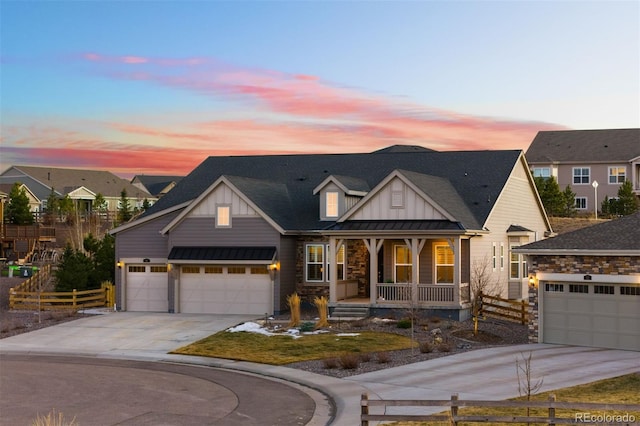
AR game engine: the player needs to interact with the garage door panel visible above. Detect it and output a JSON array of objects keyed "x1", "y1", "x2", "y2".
[
  {"x1": 126, "y1": 265, "x2": 168, "y2": 312},
  {"x1": 543, "y1": 282, "x2": 640, "y2": 351}
]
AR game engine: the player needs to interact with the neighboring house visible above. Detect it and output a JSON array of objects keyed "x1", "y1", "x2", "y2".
[
  {"x1": 0, "y1": 183, "x2": 41, "y2": 216},
  {"x1": 515, "y1": 212, "x2": 640, "y2": 351},
  {"x1": 526, "y1": 128, "x2": 640, "y2": 215},
  {"x1": 0, "y1": 165, "x2": 155, "y2": 220},
  {"x1": 131, "y1": 175, "x2": 183, "y2": 198},
  {"x1": 110, "y1": 146, "x2": 552, "y2": 319}
]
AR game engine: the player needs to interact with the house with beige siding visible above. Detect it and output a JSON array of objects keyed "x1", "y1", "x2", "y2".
[
  {"x1": 110, "y1": 146, "x2": 552, "y2": 319},
  {"x1": 526, "y1": 129, "x2": 640, "y2": 215}
]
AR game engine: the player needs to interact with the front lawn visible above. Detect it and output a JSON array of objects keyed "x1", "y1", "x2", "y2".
[{"x1": 172, "y1": 326, "x2": 414, "y2": 365}]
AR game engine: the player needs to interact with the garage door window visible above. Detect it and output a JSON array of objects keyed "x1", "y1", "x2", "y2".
[
  {"x1": 129, "y1": 266, "x2": 145, "y2": 273},
  {"x1": 545, "y1": 283, "x2": 564, "y2": 292},
  {"x1": 621, "y1": 286, "x2": 640, "y2": 296},
  {"x1": 205, "y1": 266, "x2": 223, "y2": 274},
  {"x1": 569, "y1": 284, "x2": 588, "y2": 293},
  {"x1": 250, "y1": 267, "x2": 269, "y2": 274},
  {"x1": 228, "y1": 267, "x2": 246, "y2": 274},
  {"x1": 151, "y1": 266, "x2": 167, "y2": 273},
  {"x1": 594, "y1": 285, "x2": 614, "y2": 295},
  {"x1": 182, "y1": 266, "x2": 200, "y2": 274}
]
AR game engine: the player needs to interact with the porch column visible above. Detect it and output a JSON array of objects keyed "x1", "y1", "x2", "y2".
[
  {"x1": 329, "y1": 236, "x2": 338, "y2": 304},
  {"x1": 405, "y1": 238, "x2": 426, "y2": 304},
  {"x1": 453, "y1": 237, "x2": 461, "y2": 306},
  {"x1": 364, "y1": 238, "x2": 383, "y2": 304}
]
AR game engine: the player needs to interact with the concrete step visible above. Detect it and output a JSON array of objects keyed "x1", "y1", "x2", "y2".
[{"x1": 331, "y1": 306, "x2": 370, "y2": 319}]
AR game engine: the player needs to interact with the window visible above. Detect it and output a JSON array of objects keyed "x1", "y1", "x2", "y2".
[
  {"x1": 204, "y1": 266, "x2": 222, "y2": 274},
  {"x1": 395, "y1": 245, "x2": 412, "y2": 283},
  {"x1": 228, "y1": 266, "x2": 246, "y2": 274},
  {"x1": 500, "y1": 243, "x2": 504, "y2": 270},
  {"x1": 594, "y1": 285, "x2": 614, "y2": 295},
  {"x1": 128, "y1": 266, "x2": 145, "y2": 273},
  {"x1": 621, "y1": 286, "x2": 640, "y2": 296},
  {"x1": 250, "y1": 267, "x2": 269, "y2": 275},
  {"x1": 182, "y1": 266, "x2": 200, "y2": 274},
  {"x1": 150, "y1": 266, "x2": 167, "y2": 273},
  {"x1": 492, "y1": 243, "x2": 497, "y2": 270},
  {"x1": 545, "y1": 283, "x2": 564, "y2": 292},
  {"x1": 573, "y1": 167, "x2": 590, "y2": 184},
  {"x1": 532, "y1": 167, "x2": 551, "y2": 178},
  {"x1": 326, "y1": 192, "x2": 338, "y2": 217},
  {"x1": 435, "y1": 244, "x2": 454, "y2": 284},
  {"x1": 391, "y1": 190, "x2": 404, "y2": 208},
  {"x1": 569, "y1": 284, "x2": 589, "y2": 293},
  {"x1": 608, "y1": 167, "x2": 626, "y2": 184},
  {"x1": 575, "y1": 197, "x2": 587, "y2": 210},
  {"x1": 216, "y1": 205, "x2": 231, "y2": 227},
  {"x1": 305, "y1": 243, "x2": 346, "y2": 282},
  {"x1": 510, "y1": 246, "x2": 526, "y2": 279}
]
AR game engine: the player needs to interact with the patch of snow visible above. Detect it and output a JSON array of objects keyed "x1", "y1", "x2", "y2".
[{"x1": 336, "y1": 333, "x2": 360, "y2": 337}]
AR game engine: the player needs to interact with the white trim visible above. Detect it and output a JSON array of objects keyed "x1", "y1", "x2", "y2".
[
  {"x1": 110, "y1": 201, "x2": 190, "y2": 235},
  {"x1": 312, "y1": 175, "x2": 368, "y2": 196},
  {"x1": 536, "y1": 272, "x2": 640, "y2": 284},
  {"x1": 515, "y1": 248, "x2": 640, "y2": 256}
]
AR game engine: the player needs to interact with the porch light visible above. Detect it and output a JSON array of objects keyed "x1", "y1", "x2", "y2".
[
  {"x1": 117, "y1": 261, "x2": 123, "y2": 269},
  {"x1": 528, "y1": 275, "x2": 536, "y2": 287},
  {"x1": 268, "y1": 262, "x2": 278, "y2": 280}
]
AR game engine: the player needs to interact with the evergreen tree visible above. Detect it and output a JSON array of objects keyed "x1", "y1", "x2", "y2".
[
  {"x1": 142, "y1": 198, "x2": 151, "y2": 211},
  {"x1": 55, "y1": 245, "x2": 94, "y2": 292},
  {"x1": 44, "y1": 188, "x2": 60, "y2": 225},
  {"x1": 93, "y1": 234, "x2": 115, "y2": 284},
  {"x1": 616, "y1": 180, "x2": 639, "y2": 216},
  {"x1": 601, "y1": 196, "x2": 612, "y2": 218},
  {"x1": 560, "y1": 184, "x2": 577, "y2": 217},
  {"x1": 6, "y1": 183, "x2": 34, "y2": 225},
  {"x1": 534, "y1": 176, "x2": 565, "y2": 217},
  {"x1": 118, "y1": 189, "x2": 132, "y2": 223},
  {"x1": 59, "y1": 194, "x2": 76, "y2": 225}
]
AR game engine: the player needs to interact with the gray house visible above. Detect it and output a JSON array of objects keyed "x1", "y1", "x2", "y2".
[
  {"x1": 110, "y1": 146, "x2": 552, "y2": 319},
  {"x1": 516, "y1": 212, "x2": 640, "y2": 351}
]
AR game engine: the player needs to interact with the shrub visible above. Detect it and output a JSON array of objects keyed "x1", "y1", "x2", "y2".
[
  {"x1": 419, "y1": 341, "x2": 433, "y2": 353},
  {"x1": 359, "y1": 352, "x2": 372, "y2": 363},
  {"x1": 32, "y1": 409, "x2": 77, "y2": 426},
  {"x1": 299, "y1": 321, "x2": 315, "y2": 332},
  {"x1": 438, "y1": 342, "x2": 452, "y2": 352},
  {"x1": 322, "y1": 357, "x2": 339, "y2": 369},
  {"x1": 339, "y1": 353, "x2": 361, "y2": 369},
  {"x1": 396, "y1": 318, "x2": 412, "y2": 329},
  {"x1": 376, "y1": 352, "x2": 391, "y2": 364}
]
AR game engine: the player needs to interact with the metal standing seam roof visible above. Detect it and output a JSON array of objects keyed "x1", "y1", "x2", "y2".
[
  {"x1": 142, "y1": 149, "x2": 524, "y2": 232},
  {"x1": 168, "y1": 246, "x2": 277, "y2": 261},
  {"x1": 324, "y1": 220, "x2": 466, "y2": 232}
]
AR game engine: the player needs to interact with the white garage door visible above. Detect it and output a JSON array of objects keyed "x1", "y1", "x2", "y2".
[
  {"x1": 180, "y1": 265, "x2": 272, "y2": 315},
  {"x1": 126, "y1": 265, "x2": 169, "y2": 312},
  {"x1": 543, "y1": 282, "x2": 640, "y2": 351}
]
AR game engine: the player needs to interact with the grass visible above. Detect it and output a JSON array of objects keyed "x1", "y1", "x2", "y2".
[
  {"x1": 389, "y1": 373, "x2": 640, "y2": 426},
  {"x1": 172, "y1": 329, "x2": 414, "y2": 365}
]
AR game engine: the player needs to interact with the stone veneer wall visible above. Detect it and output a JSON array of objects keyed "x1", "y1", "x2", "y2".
[{"x1": 527, "y1": 254, "x2": 640, "y2": 343}]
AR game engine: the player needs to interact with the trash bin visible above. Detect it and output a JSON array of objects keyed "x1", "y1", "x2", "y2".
[
  {"x1": 8, "y1": 265, "x2": 21, "y2": 278},
  {"x1": 20, "y1": 266, "x2": 33, "y2": 278}
]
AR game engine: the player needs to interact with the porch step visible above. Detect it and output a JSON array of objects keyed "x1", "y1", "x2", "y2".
[{"x1": 330, "y1": 306, "x2": 370, "y2": 320}]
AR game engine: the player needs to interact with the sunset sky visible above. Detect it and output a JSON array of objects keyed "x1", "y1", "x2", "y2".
[{"x1": 1, "y1": 1, "x2": 638, "y2": 178}]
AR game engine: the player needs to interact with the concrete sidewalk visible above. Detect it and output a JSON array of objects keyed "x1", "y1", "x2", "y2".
[{"x1": 1, "y1": 311, "x2": 638, "y2": 425}]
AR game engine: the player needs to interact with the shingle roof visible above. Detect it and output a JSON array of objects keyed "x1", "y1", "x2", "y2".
[
  {"x1": 1, "y1": 165, "x2": 151, "y2": 200},
  {"x1": 132, "y1": 175, "x2": 183, "y2": 197},
  {"x1": 517, "y1": 212, "x2": 640, "y2": 252},
  {"x1": 168, "y1": 246, "x2": 277, "y2": 262},
  {"x1": 143, "y1": 149, "x2": 523, "y2": 232},
  {"x1": 526, "y1": 129, "x2": 640, "y2": 163}
]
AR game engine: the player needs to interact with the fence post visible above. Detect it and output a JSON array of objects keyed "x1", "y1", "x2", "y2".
[
  {"x1": 9, "y1": 288, "x2": 14, "y2": 310},
  {"x1": 72, "y1": 289, "x2": 77, "y2": 309},
  {"x1": 361, "y1": 393, "x2": 369, "y2": 426},
  {"x1": 521, "y1": 300, "x2": 527, "y2": 325},
  {"x1": 548, "y1": 394, "x2": 556, "y2": 426},
  {"x1": 450, "y1": 393, "x2": 459, "y2": 426}
]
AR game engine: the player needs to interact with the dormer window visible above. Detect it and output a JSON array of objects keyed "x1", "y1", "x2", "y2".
[
  {"x1": 216, "y1": 205, "x2": 231, "y2": 227},
  {"x1": 326, "y1": 192, "x2": 338, "y2": 217}
]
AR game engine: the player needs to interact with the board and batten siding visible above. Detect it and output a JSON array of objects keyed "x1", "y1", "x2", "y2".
[
  {"x1": 190, "y1": 182, "x2": 259, "y2": 217},
  {"x1": 168, "y1": 217, "x2": 280, "y2": 247},
  {"x1": 351, "y1": 177, "x2": 447, "y2": 220},
  {"x1": 115, "y1": 211, "x2": 180, "y2": 259},
  {"x1": 276, "y1": 236, "x2": 298, "y2": 312}
]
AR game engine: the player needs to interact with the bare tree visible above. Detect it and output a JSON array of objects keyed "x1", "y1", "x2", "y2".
[
  {"x1": 516, "y1": 351, "x2": 544, "y2": 419},
  {"x1": 470, "y1": 255, "x2": 502, "y2": 311}
]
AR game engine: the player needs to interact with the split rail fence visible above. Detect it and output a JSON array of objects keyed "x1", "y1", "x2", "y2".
[
  {"x1": 9, "y1": 265, "x2": 115, "y2": 311},
  {"x1": 479, "y1": 292, "x2": 528, "y2": 325},
  {"x1": 361, "y1": 393, "x2": 640, "y2": 425}
]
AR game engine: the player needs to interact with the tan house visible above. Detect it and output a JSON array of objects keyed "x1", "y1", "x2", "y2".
[
  {"x1": 111, "y1": 146, "x2": 552, "y2": 319},
  {"x1": 526, "y1": 128, "x2": 640, "y2": 215}
]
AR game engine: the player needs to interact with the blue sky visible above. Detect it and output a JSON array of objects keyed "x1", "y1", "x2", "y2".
[{"x1": 1, "y1": 1, "x2": 638, "y2": 177}]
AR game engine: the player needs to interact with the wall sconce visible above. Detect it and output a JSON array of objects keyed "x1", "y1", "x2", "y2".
[
  {"x1": 528, "y1": 275, "x2": 536, "y2": 287},
  {"x1": 117, "y1": 261, "x2": 123, "y2": 269},
  {"x1": 268, "y1": 262, "x2": 278, "y2": 280}
]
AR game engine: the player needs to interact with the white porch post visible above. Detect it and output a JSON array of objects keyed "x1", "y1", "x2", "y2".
[
  {"x1": 364, "y1": 238, "x2": 383, "y2": 304},
  {"x1": 329, "y1": 236, "x2": 338, "y2": 304},
  {"x1": 405, "y1": 238, "x2": 426, "y2": 304},
  {"x1": 453, "y1": 237, "x2": 461, "y2": 306}
]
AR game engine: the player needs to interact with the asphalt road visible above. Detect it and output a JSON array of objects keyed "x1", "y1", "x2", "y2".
[{"x1": 0, "y1": 354, "x2": 317, "y2": 426}]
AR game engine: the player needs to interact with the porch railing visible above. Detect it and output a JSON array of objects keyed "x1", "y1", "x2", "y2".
[{"x1": 376, "y1": 282, "x2": 470, "y2": 305}]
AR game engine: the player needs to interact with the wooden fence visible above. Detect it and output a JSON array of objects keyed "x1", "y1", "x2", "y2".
[
  {"x1": 361, "y1": 393, "x2": 640, "y2": 425},
  {"x1": 479, "y1": 292, "x2": 528, "y2": 325},
  {"x1": 9, "y1": 265, "x2": 115, "y2": 311}
]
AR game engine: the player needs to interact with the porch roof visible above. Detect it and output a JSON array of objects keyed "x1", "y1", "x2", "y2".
[
  {"x1": 168, "y1": 246, "x2": 277, "y2": 263},
  {"x1": 322, "y1": 219, "x2": 467, "y2": 234}
]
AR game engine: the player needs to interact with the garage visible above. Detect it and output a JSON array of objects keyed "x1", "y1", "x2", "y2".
[
  {"x1": 542, "y1": 281, "x2": 640, "y2": 351},
  {"x1": 125, "y1": 264, "x2": 169, "y2": 312},
  {"x1": 179, "y1": 265, "x2": 272, "y2": 314}
]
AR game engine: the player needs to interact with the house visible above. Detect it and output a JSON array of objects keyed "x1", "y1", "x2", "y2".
[
  {"x1": 515, "y1": 212, "x2": 640, "y2": 351},
  {"x1": 0, "y1": 165, "x2": 156, "y2": 221},
  {"x1": 109, "y1": 146, "x2": 552, "y2": 320},
  {"x1": 526, "y1": 128, "x2": 640, "y2": 215},
  {"x1": 0, "y1": 183, "x2": 41, "y2": 216},
  {"x1": 131, "y1": 175, "x2": 183, "y2": 198}
]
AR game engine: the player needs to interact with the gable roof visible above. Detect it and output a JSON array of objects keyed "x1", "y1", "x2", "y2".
[
  {"x1": 143, "y1": 149, "x2": 524, "y2": 232},
  {"x1": 131, "y1": 175, "x2": 183, "y2": 197},
  {"x1": 515, "y1": 212, "x2": 640, "y2": 254},
  {"x1": 526, "y1": 129, "x2": 640, "y2": 163},
  {"x1": 1, "y1": 165, "x2": 151, "y2": 200},
  {"x1": 313, "y1": 175, "x2": 370, "y2": 196}
]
